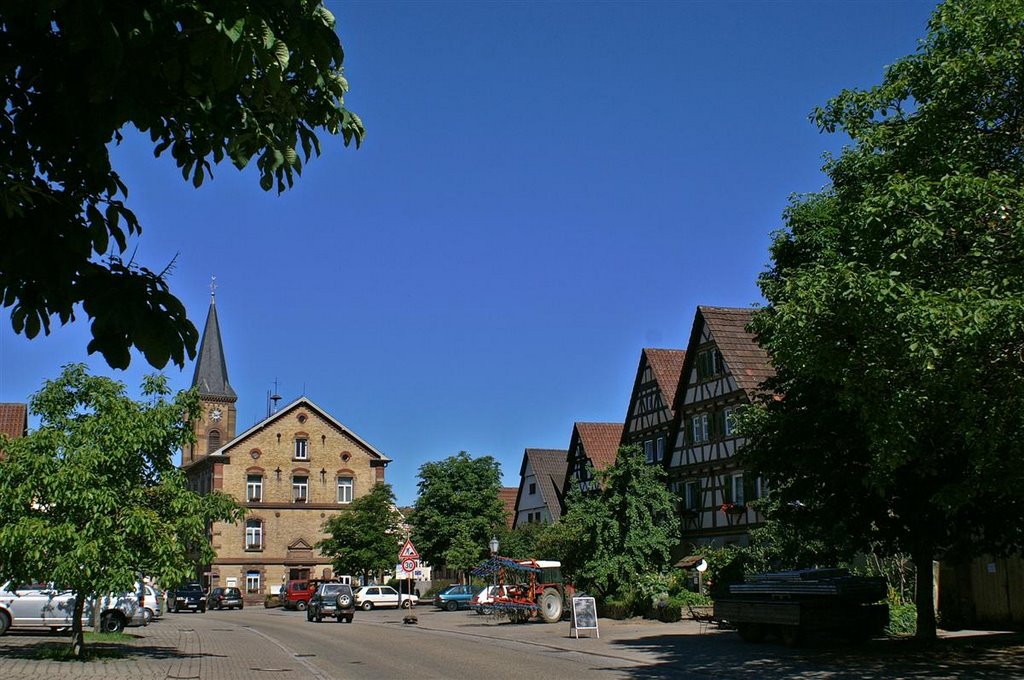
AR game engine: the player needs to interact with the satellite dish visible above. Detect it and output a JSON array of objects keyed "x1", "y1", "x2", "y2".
[{"x1": 695, "y1": 559, "x2": 709, "y2": 573}]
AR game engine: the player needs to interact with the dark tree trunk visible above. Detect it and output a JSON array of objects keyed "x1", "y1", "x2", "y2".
[
  {"x1": 70, "y1": 591, "x2": 86, "y2": 659},
  {"x1": 913, "y1": 552, "x2": 937, "y2": 640}
]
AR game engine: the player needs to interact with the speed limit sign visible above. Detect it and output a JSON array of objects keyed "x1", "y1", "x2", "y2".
[{"x1": 401, "y1": 558, "x2": 417, "y2": 573}]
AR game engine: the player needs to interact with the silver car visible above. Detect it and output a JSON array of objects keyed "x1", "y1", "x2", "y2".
[{"x1": 0, "y1": 581, "x2": 147, "y2": 635}]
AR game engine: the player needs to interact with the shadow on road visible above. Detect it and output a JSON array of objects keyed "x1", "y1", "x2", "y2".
[{"x1": 601, "y1": 629, "x2": 1024, "y2": 679}]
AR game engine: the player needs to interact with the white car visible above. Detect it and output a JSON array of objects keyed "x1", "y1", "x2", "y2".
[
  {"x1": 471, "y1": 585, "x2": 512, "y2": 615},
  {"x1": 353, "y1": 585, "x2": 419, "y2": 610},
  {"x1": 0, "y1": 581, "x2": 147, "y2": 635},
  {"x1": 139, "y1": 583, "x2": 162, "y2": 621}
]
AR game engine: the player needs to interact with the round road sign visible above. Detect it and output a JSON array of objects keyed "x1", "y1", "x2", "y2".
[{"x1": 401, "y1": 558, "x2": 417, "y2": 573}]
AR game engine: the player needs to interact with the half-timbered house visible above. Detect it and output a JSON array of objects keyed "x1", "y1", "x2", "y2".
[
  {"x1": 621, "y1": 348, "x2": 686, "y2": 465},
  {"x1": 665, "y1": 306, "x2": 773, "y2": 549},
  {"x1": 561, "y1": 422, "x2": 623, "y2": 504}
]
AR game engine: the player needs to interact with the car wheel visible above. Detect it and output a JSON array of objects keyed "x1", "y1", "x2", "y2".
[
  {"x1": 346, "y1": 616, "x2": 353, "y2": 623},
  {"x1": 445, "y1": 600, "x2": 459, "y2": 612},
  {"x1": 0, "y1": 610, "x2": 10, "y2": 636},
  {"x1": 296, "y1": 601, "x2": 307, "y2": 611},
  {"x1": 306, "y1": 609, "x2": 313, "y2": 621},
  {"x1": 199, "y1": 605, "x2": 206, "y2": 613},
  {"x1": 316, "y1": 612, "x2": 323, "y2": 622},
  {"x1": 361, "y1": 601, "x2": 373, "y2": 611},
  {"x1": 100, "y1": 613, "x2": 125, "y2": 634},
  {"x1": 401, "y1": 599, "x2": 412, "y2": 609},
  {"x1": 143, "y1": 608, "x2": 154, "y2": 625},
  {"x1": 337, "y1": 593, "x2": 353, "y2": 608},
  {"x1": 239, "y1": 602, "x2": 244, "y2": 610}
]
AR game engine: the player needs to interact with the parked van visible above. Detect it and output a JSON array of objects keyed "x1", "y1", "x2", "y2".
[{"x1": 0, "y1": 581, "x2": 147, "y2": 635}]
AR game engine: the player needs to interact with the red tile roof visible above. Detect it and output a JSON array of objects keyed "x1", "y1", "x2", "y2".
[
  {"x1": 644, "y1": 348, "x2": 687, "y2": 418},
  {"x1": 699, "y1": 307, "x2": 774, "y2": 394},
  {"x1": 499, "y1": 487, "x2": 518, "y2": 528},
  {"x1": 575, "y1": 422, "x2": 623, "y2": 471},
  {"x1": 0, "y1": 403, "x2": 27, "y2": 440}
]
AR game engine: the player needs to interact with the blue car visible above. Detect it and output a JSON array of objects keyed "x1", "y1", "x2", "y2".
[{"x1": 433, "y1": 584, "x2": 481, "y2": 611}]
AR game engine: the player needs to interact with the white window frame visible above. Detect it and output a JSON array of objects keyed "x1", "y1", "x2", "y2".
[
  {"x1": 337, "y1": 476, "x2": 353, "y2": 504},
  {"x1": 724, "y1": 407, "x2": 736, "y2": 437},
  {"x1": 685, "y1": 481, "x2": 700, "y2": 510},
  {"x1": 246, "y1": 474, "x2": 263, "y2": 502},
  {"x1": 294, "y1": 438, "x2": 308, "y2": 460},
  {"x1": 691, "y1": 414, "x2": 709, "y2": 443},
  {"x1": 644, "y1": 439, "x2": 654, "y2": 463},
  {"x1": 245, "y1": 520, "x2": 263, "y2": 550},
  {"x1": 293, "y1": 475, "x2": 309, "y2": 502},
  {"x1": 732, "y1": 473, "x2": 745, "y2": 506},
  {"x1": 246, "y1": 571, "x2": 261, "y2": 594}
]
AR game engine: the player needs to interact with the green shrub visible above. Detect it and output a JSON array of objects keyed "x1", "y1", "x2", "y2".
[
  {"x1": 600, "y1": 589, "x2": 638, "y2": 620},
  {"x1": 886, "y1": 600, "x2": 917, "y2": 636},
  {"x1": 263, "y1": 594, "x2": 281, "y2": 608},
  {"x1": 655, "y1": 596, "x2": 685, "y2": 623},
  {"x1": 672, "y1": 589, "x2": 712, "y2": 607}
]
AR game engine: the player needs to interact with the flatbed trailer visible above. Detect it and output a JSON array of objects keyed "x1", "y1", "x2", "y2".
[{"x1": 713, "y1": 568, "x2": 889, "y2": 645}]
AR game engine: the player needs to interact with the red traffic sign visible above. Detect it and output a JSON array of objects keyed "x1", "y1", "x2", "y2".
[
  {"x1": 399, "y1": 538, "x2": 420, "y2": 560},
  {"x1": 401, "y1": 558, "x2": 417, "y2": 573}
]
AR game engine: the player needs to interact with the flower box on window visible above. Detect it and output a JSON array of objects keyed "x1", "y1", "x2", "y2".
[
  {"x1": 250, "y1": 495, "x2": 261, "y2": 503},
  {"x1": 294, "y1": 496, "x2": 306, "y2": 503}
]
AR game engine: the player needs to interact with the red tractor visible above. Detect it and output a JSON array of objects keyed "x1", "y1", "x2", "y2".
[{"x1": 470, "y1": 557, "x2": 567, "y2": 623}]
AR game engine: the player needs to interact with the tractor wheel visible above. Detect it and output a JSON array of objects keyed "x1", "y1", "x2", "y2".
[{"x1": 539, "y1": 588, "x2": 563, "y2": 623}]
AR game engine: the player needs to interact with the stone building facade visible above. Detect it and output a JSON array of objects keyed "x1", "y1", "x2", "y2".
[{"x1": 182, "y1": 296, "x2": 390, "y2": 601}]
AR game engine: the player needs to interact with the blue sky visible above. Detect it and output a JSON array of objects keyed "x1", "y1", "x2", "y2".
[{"x1": 0, "y1": 0, "x2": 938, "y2": 506}]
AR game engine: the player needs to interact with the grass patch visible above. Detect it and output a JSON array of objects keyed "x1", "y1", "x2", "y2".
[
  {"x1": 31, "y1": 643, "x2": 127, "y2": 662},
  {"x1": 29, "y1": 631, "x2": 133, "y2": 662}
]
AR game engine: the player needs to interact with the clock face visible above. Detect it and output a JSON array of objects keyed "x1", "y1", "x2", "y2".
[{"x1": 211, "y1": 408, "x2": 222, "y2": 421}]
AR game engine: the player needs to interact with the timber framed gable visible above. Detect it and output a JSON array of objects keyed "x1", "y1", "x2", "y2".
[
  {"x1": 666, "y1": 306, "x2": 772, "y2": 548},
  {"x1": 621, "y1": 348, "x2": 686, "y2": 466}
]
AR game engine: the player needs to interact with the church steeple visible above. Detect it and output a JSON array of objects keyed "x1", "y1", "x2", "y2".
[
  {"x1": 187, "y1": 280, "x2": 237, "y2": 464},
  {"x1": 192, "y1": 290, "x2": 237, "y2": 401}
]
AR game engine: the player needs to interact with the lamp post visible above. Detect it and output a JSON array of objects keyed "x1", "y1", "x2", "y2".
[{"x1": 488, "y1": 536, "x2": 500, "y2": 593}]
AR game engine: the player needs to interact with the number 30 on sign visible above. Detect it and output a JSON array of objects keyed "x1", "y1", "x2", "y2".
[{"x1": 401, "y1": 558, "x2": 417, "y2": 573}]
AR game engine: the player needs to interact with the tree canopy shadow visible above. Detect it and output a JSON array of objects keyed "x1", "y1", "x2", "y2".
[{"x1": 601, "y1": 630, "x2": 1024, "y2": 679}]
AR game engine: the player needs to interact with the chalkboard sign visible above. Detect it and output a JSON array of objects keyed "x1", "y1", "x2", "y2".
[{"x1": 570, "y1": 596, "x2": 599, "y2": 638}]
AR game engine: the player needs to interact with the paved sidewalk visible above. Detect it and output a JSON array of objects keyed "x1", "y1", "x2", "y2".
[{"x1": 0, "y1": 611, "x2": 327, "y2": 680}]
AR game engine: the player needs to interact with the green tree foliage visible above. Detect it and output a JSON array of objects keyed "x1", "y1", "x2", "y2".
[
  {"x1": 0, "y1": 2, "x2": 364, "y2": 369},
  {"x1": 551, "y1": 445, "x2": 679, "y2": 597},
  {"x1": 741, "y1": 0, "x2": 1024, "y2": 640},
  {"x1": 0, "y1": 364, "x2": 243, "y2": 658},
  {"x1": 495, "y1": 521, "x2": 549, "y2": 560},
  {"x1": 317, "y1": 483, "x2": 402, "y2": 584},
  {"x1": 410, "y1": 452, "x2": 505, "y2": 574}
]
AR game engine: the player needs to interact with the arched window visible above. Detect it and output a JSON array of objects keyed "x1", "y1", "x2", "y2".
[
  {"x1": 208, "y1": 429, "x2": 221, "y2": 453},
  {"x1": 245, "y1": 519, "x2": 263, "y2": 550}
]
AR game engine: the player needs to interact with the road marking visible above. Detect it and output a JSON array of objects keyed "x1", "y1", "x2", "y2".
[{"x1": 244, "y1": 625, "x2": 333, "y2": 680}]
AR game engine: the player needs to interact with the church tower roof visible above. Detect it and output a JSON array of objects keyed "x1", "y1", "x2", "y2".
[{"x1": 191, "y1": 294, "x2": 237, "y2": 401}]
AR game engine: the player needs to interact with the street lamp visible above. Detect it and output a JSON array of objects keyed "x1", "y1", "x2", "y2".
[{"x1": 489, "y1": 536, "x2": 499, "y2": 556}]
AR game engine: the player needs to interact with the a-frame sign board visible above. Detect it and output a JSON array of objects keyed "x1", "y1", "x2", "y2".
[{"x1": 399, "y1": 538, "x2": 420, "y2": 560}]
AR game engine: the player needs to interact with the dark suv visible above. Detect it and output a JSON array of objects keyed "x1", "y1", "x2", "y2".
[
  {"x1": 306, "y1": 582, "x2": 355, "y2": 623},
  {"x1": 169, "y1": 583, "x2": 206, "y2": 613},
  {"x1": 207, "y1": 586, "x2": 244, "y2": 610}
]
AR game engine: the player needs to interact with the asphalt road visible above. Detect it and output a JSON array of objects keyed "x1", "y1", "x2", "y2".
[
  {"x1": 238, "y1": 605, "x2": 642, "y2": 679},
  {"x1": 3, "y1": 603, "x2": 1023, "y2": 679}
]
